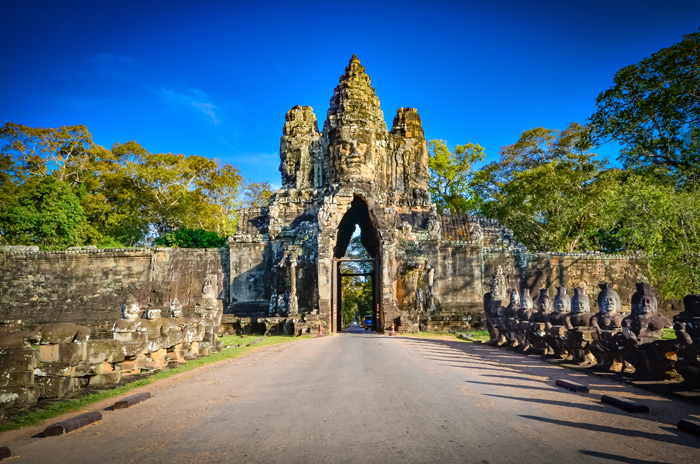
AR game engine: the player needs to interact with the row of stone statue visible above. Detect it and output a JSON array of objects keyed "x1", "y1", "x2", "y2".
[{"x1": 483, "y1": 268, "x2": 700, "y2": 382}]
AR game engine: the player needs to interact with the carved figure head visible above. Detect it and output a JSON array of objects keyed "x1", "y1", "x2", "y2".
[
  {"x1": 520, "y1": 289, "x2": 534, "y2": 310},
  {"x1": 571, "y1": 287, "x2": 590, "y2": 314},
  {"x1": 553, "y1": 286, "x2": 571, "y2": 313},
  {"x1": 170, "y1": 298, "x2": 183, "y2": 318},
  {"x1": 330, "y1": 127, "x2": 375, "y2": 180},
  {"x1": 631, "y1": 282, "x2": 657, "y2": 315},
  {"x1": 509, "y1": 289, "x2": 520, "y2": 307},
  {"x1": 121, "y1": 294, "x2": 140, "y2": 321},
  {"x1": 597, "y1": 282, "x2": 621, "y2": 314},
  {"x1": 537, "y1": 288, "x2": 552, "y2": 314}
]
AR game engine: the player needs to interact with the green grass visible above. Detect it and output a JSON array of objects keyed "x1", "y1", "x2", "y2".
[
  {"x1": 0, "y1": 335, "x2": 312, "y2": 434},
  {"x1": 661, "y1": 327, "x2": 677, "y2": 340},
  {"x1": 458, "y1": 330, "x2": 490, "y2": 342}
]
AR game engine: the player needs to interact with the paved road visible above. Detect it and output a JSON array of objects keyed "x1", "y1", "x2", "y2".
[{"x1": 2, "y1": 325, "x2": 700, "y2": 463}]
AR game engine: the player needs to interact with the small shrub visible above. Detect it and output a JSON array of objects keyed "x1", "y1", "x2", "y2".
[{"x1": 155, "y1": 228, "x2": 226, "y2": 248}]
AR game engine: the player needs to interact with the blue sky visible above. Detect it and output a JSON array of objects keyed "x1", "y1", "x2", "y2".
[{"x1": 1, "y1": 0, "x2": 698, "y2": 186}]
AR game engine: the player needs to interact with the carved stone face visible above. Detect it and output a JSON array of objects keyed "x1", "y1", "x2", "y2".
[
  {"x1": 520, "y1": 289, "x2": 533, "y2": 310},
  {"x1": 537, "y1": 289, "x2": 551, "y2": 314},
  {"x1": 637, "y1": 295, "x2": 656, "y2": 314},
  {"x1": 631, "y1": 282, "x2": 657, "y2": 315},
  {"x1": 571, "y1": 287, "x2": 590, "y2": 314},
  {"x1": 554, "y1": 298, "x2": 566, "y2": 313},
  {"x1": 509, "y1": 289, "x2": 520, "y2": 307},
  {"x1": 597, "y1": 283, "x2": 621, "y2": 314},
  {"x1": 553, "y1": 287, "x2": 570, "y2": 313},
  {"x1": 600, "y1": 295, "x2": 615, "y2": 314},
  {"x1": 331, "y1": 126, "x2": 378, "y2": 182}
]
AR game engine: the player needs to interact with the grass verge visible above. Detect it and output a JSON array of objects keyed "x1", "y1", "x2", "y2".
[{"x1": 0, "y1": 335, "x2": 312, "y2": 434}]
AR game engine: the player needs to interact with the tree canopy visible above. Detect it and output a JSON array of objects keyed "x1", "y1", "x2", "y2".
[
  {"x1": 427, "y1": 139, "x2": 484, "y2": 214},
  {"x1": 588, "y1": 28, "x2": 700, "y2": 187},
  {"x1": 1, "y1": 123, "x2": 243, "y2": 249},
  {"x1": 0, "y1": 176, "x2": 86, "y2": 249}
]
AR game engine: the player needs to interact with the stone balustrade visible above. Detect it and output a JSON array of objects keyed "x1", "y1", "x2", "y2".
[{"x1": 0, "y1": 296, "x2": 222, "y2": 410}]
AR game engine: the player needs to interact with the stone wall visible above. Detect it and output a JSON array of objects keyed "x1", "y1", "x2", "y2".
[{"x1": 0, "y1": 248, "x2": 228, "y2": 335}]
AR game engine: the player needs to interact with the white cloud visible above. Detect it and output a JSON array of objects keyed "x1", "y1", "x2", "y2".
[{"x1": 154, "y1": 87, "x2": 221, "y2": 125}]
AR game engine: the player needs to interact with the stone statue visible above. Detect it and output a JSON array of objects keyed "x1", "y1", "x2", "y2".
[
  {"x1": 427, "y1": 213, "x2": 441, "y2": 241},
  {"x1": 673, "y1": 294, "x2": 700, "y2": 384},
  {"x1": 617, "y1": 282, "x2": 674, "y2": 378},
  {"x1": 501, "y1": 289, "x2": 520, "y2": 347},
  {"x1": 279, "y1": 105, "x2": 322, "y2": 189},
  {"x1": 545, "y1": 286, "x2": 571, "y2": 358},
  {"x1": 589, "y1": 282, "x2": 625, "y2": 371},
  {"x1": 527, "y1": 288, "x2": 553, "y2": 355},
  {"x1": 169, "y1": 298, "x2": 183, "y2": 318},
  {"x1": 415, "y1": 288, "x2": 425, "y2": 312},
  {"x1": 202, "y1": 274, "x2": 218, "y2": 300},
  {"x1": 121, "y1": 294, "x2": 140, "y2": 321},
  {"x1": 514, "y1": 289, "x2": 535, "y2": 351},
  {"x1": 484, "y1": 266, "x2": 508, "y2": 346},
  {"x1": 484, "y1": 292, "x2": 505, "y2": 346},
  {"x1": 564, "y1": 287, "x2": 596, "y2": 364}
]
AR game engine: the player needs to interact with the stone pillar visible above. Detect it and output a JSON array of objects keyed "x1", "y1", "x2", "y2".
[{"x1": 288, "y1": 256, "x2": 299, "y2": 316}]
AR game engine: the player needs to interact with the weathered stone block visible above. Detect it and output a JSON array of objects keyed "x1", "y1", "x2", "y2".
[
  {"x1": 88, "y1": 362, "x2": 113, "y2": 375},
  {"x1": 118, "y1": 355, "x2": 147, "y2": 374},
  {"x1": 0, "y1": 370, "x2": 34, "y2": 388},
  {"x1": 87, "y1": 339, "x2": 124, "y2": 364},
  {"x1": 113, "y1": 330, "x2": 147, "y2": 344},
  {"x1": 0, "y1": 348, "x2": 37, "y2": 372},
  {"x1": 0, "y1": 386, "x2": 38, "y2": 409},
  {"x1": 40, "y1": 342, "x2": 87, "y2": 365},
  {"x1": 39, "y1": 344, "x2": 60, "y2": 363},
  {"x1": 35, "y1": 362, "x2": 74, "y2": 377},
  {"x1": 36, "y1": 375, "x2": 74, "y2": 399},
  {"x1": 0, "y1": 331, "x2": 41, "y2": 349},
  {"x1": 142, "y1": 348, "x2": 167, "y2": 370},
  {"x1": 0, "y1": 320, "x2": 26, "y2": 334},
  {"x1": 120, "y1": 342, "x2": 147, "y2": 357},
  {"x1": 88, "y1": 372, "x2": 121, "y2": 386},
  {"x1": 40, "y1": 323, "x2": 90, "y2": 344},
  {"x1": 166, "y1": 344, "x2": 185, "y2": 363}
]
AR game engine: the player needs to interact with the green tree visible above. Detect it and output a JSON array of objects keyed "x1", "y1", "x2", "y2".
[
  {"x1": 588, "y1": 28, "x2": 700, "y2": 186},
  {"x1": 1, "y1": 123, "x2": 245, "y2": 247},
  {"x1": 240, "y1": 181, "x2": 274, "y2": 208},
  {"x1": 0, "y1": 123, "x2": 96, "y2": 185},
  {"x1": 614, "y1": 176, "x2": 700, "y2": 298},
  {"x1": 478, "y1": 124, "x2": 621, "y2": 253},
  {"x1": 0, "y1": 176, "x2": 86, "y2": 249},
  {"x1": 475, "y1": 122, "x2": 592, "y2": 201},
  {"x1": 154, "y1": 228, "x2": 227, "y2": 248},
  {"x1": 428, "y1": 140, "x2": 485, "y2": 214}
]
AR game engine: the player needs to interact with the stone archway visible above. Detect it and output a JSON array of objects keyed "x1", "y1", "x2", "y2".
[{"x1": 331, "y1": 196, "x2": 382, "y2": 332}]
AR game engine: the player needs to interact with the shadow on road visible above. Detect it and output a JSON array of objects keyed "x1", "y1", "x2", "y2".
[
  {"x1": 578, "y1": 450, "x2": 675, "y2": 464},
  {"x1": 523, "y1": 415, "x2": 700, "y2": 451},
  {"x1": 393, "y1": 335, "x2": 700, "y2": 427}
]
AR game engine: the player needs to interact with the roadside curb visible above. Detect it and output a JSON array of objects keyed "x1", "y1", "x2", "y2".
[
  {"x1": 43, "y1": 411, "x2": 102, "y2": 437},
  {"x1": 114, "y1": 392, "x2": 152, "y2": 410},
  {"x1": 601, "y1": 395, "x2": 650, "y2": 413}
]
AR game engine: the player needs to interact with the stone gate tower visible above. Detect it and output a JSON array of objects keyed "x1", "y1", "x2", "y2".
[{"x1": 228, "y1": 55, "x2": 516, "y2": 334}]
